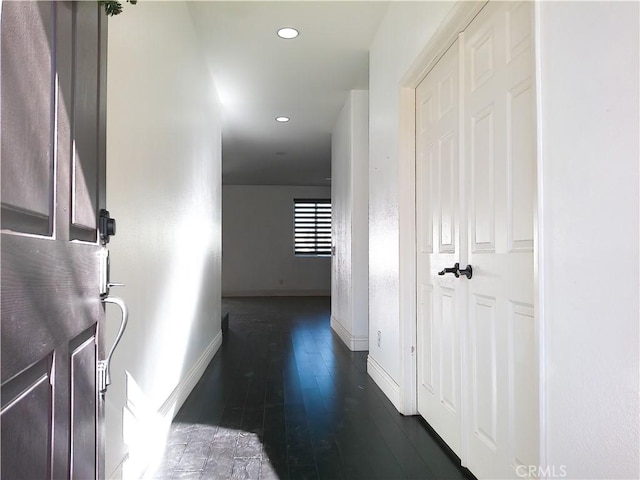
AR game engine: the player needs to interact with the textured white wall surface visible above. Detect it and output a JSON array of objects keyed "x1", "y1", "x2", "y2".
[
  {"x1": 368, "y1": 1, "x2": 454, "y2": 383},
  {"x1": 536, "y1": 2, "x2": 639, "y2": 478},
  {"x1": 332, "y1": 96, "x2": 352, "y2": 335},
  {"x1": 106, "y1": 3, "x2": 222, "y2": 477},
  {"x1": 222, "y1": 185, "x2": 331, "y2": 296},
  {"x1": 331, "y1": 90, "x2": 369, "y2": 349},
  {"x1": 350, "y1": 91, "x2": 369, "y2": 340}
]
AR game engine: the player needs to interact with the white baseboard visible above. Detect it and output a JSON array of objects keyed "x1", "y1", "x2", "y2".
[
  {"x1": 222, "y1": 290, "x2": 330, "y2": 297},
  {"x1": 108, "y1": 456, "x2": 126, "y2": 480},
  {"x1": 330, "y1": 316, "x2": 369, "y2": 351},
  {"x1": 158, "y1": 329, "x2": 223, "y2": 419},
  {"x1": 112, "y1": 331, "x2": 223, "y2": 480},
  {"x1": 367, "y1": 355, "x2": 402, "y2": 411}
]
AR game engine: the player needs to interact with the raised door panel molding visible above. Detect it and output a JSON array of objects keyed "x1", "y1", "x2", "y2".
[
  {"x1": 439, "y1": 73, "x2": 456, "y2": 119},
  {"x1": 471, "y1": 294, "x2": 498, "y2": 451},
  {"x1": 437, "y1": 48, "x2": 459, "y2": 256},
  {"x1": 417, "y1": 94, "x2": 434, "y2": 254},
  {"x1": 70, "y1": 2, "x2": 100, "y2": 241},
  {"x1": 70, "y1": 332, "x2": 97, "y2": 480},
  {"x1": 1, "y1": 2, "x2": 55, "y2": 236},
  {"x1": 418, "y1": 283, "x2": 434, "y2": 394},
  {"x1": 505, "y1": 2, "x2": 532, "y2": 65},
  {"x1": 439, "y1": 287, "x2": 457, "y2": 414},
  {"x1": 507, "y1": 79, "x2": 535, "y2": 252},
  {"x1": 0, "y1": 355, "x2": 53, "y2": 479},
  {"x1": 470, "y1": 29, "x2": 495, "y2": 92},
  {"x1": 439, "y1": 131, "x2": 456, "y2": 253},
  {"x1": 470, "y1": 104, "x2": 496, "y2": 252},
  {"x1": 508, "y1": 302, "x2": 538, "y2": 471}
]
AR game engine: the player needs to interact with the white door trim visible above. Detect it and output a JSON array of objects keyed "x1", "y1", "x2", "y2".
[
  {"x1": 532, "y1": 0, "x2": 547, "y2": 470},
  {"x1": 397, "y1": 0, "x2": 487, "y2": 417}
]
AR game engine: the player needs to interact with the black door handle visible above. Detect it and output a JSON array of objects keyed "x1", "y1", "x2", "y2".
[
  {"x1": 458, "y1": 264, "x2": 473, "y2": 279},
  {"x1": 437, "y1": 263, "x2": 473, "y2": 279},
  {"x1": 438, "y1": 263, "x2": 460, "y2": 278}
]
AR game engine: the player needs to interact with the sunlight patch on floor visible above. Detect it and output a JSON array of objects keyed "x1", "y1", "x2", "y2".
[
  {"x1": 142, "y1": 421, "x2": 281, "y2": 480},
  {"x1": 120, "y1": 372, "x2": 173, "y2": 480}
]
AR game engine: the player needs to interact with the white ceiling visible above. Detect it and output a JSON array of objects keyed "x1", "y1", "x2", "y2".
[{"x1": 188, "y1": 1, "x2": 390, "y2": 186}]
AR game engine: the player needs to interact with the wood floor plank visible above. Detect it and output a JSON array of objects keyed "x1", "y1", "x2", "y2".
[{"x1": 148, "y1": 297, "x2": 472, "y2": 480}]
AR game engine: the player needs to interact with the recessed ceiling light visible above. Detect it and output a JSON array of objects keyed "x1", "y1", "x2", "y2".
[
  {"x1": 277, "y1": 27, "x2": 299, "y2": 39},
  {"x1": 275, "y1": 116, "x2": 290, "y2": 123}
]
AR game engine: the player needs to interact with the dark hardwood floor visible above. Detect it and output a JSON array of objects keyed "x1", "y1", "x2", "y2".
[{"x1": 148, "y1": 297, "x2": 470, "y2": 480}]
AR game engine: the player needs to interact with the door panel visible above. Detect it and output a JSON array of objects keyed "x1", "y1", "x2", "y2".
[
  {"x1": 71, "y1": 1, "x2": 100, "y2": 239},
  {"x1": 439, "y1": 287, "x2": 457, "y2": 412},
  {"x1": 464, "y1": 2, "x2": 537, "y2": 478},
  {"x1": 469, "y1": 294, "x2": 498, "y2": 450},
  {"x1": 509, "y1": 302, "x2": 537, "y2": 469},
  {"x1": 1, "y1": 2, "x2": 108, "y2": 478},
  {"x1": 470, "y1": 105, "x2": 496, "y2": 251},
  {"x1": 439, "y1": 132, "x2": 456, "y2": 253},
  {"x1": 416, "y1": 93, "x2": 433, "y2": 256},
  {"x1": 416, "y1": 39, "x2": 463, "y2": 457},
  {"x1": 71, "y1": 330, "x2": 98, "y2": 479},
  {"x1": 0, "y1": 356, "x2": 53, "y2": 479},
  {"x1": 0, "y1": 1, "x2": 54, "y2": 235},
  {"x1": 507, "y1": 79, "x2": 535, "y2": 252},
  {"x1": 418, "y1": 284, "x2": 434, "y2": 393}
]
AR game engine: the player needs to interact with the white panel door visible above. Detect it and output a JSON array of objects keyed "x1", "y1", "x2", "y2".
[
  {"x1": 464, "y1": 2, "x2": 537, "y2": 478},
  {"x1": 416, "y1": 40, "x2": 464, "y2": 457}
]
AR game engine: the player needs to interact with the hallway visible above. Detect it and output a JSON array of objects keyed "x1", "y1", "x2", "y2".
[{"x1": 148, "y1": 297, "x2": 471, "y2": 480}]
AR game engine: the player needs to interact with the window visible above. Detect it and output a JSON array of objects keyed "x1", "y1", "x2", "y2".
[{"x1": 294, "y1": 199, "x2": 331, "y2": 256}]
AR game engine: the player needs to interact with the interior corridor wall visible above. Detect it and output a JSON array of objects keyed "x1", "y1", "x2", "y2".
[
  {"x1": 367, "y1": 1, "x2": 455, "y2": 404},
  {"x1": 536, "y1": 2, "x2": 639, "y2": 477},
  {"x1": 106, "y1": 3, "x2": 222, "y2": 478},
  {"x1": 222, "y1": 185, "x2": 331, "y2": 296},
  {"x1": 331, "y1": 90, "x2": 369, "y2": 351}
]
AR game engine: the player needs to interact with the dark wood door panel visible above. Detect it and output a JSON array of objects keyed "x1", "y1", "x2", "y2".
[
  {"x1": 0, "y1": 355, "x2": 53, "y2": 480},
  {"x1": 0, "y1": 327, "x2": 99, "y2": 480},
  {"x1": 70, "y1": 1, "x2": 100, "y2": 241},
  {"x1": 1, "y1": 235, "x2": 101, "y2": 382},
  {"x1": 70, "y1": 328, "x2": 97, "y2": 480},
  {"x1": 0, "y1": 1, "x2": 55, "y2": 236}
]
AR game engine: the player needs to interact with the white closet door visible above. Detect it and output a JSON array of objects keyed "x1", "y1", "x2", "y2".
[
  {"x1": 464, "y1": 2, "x2": 537, "y2": 478},
  {"x1": 416, "y1": 40, "x2": 464, "y2": 457}
]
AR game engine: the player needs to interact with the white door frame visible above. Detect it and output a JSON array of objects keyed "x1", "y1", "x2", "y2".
[
  {"x1": 397, "y1": 0, "x2": 546, "y2": 469},
  {"x1": 397, "y1": 0, "x2": 487, "y2": 417}
]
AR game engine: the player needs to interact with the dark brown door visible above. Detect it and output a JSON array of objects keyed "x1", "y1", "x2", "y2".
[{"x1": 1, "y1": 2, "x2": 108, "y2": 478}]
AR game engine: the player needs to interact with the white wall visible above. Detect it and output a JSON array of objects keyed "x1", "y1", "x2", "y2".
[
  {"x1": 536, "y1": 2, "x2": 639, "y2": 478},
  {"x1": 331, "y1": 90, "x2": 369, "y2": 351},
  {"x1": 105, "y1": 3, "x2": 222, "y2": 478},
  {"x1": 368, "y1": 2, "x2": 455, "y2": 397},
  {"x1": 222, "y1": 185, "x2": 331, "y2": 296}
]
